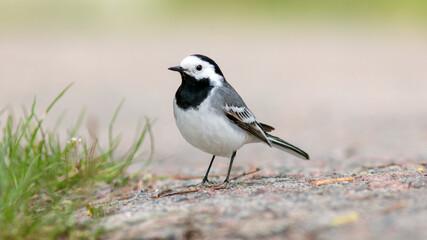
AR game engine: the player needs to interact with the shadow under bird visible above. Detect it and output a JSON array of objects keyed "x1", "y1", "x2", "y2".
[{"x1": 169, "y1": 54, "x2": 309, "y2": 184}]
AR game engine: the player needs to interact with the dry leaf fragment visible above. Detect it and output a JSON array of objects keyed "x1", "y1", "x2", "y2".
[{"x1": 331, "y1": 212, "x2": 359, "y2": 226}]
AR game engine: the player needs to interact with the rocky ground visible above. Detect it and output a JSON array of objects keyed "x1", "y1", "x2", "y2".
[{"x1": 81, "y1": 160, "x2": 426, "y2": 240}]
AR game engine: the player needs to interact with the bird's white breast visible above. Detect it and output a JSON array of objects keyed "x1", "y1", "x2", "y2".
[{"x1": 173, "y1": 92, "x2": 250, "y2": 157}]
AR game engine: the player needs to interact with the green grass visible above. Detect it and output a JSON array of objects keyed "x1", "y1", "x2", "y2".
[{"x1": 0, "y1": 83, "x2": 153, "y2": 239}]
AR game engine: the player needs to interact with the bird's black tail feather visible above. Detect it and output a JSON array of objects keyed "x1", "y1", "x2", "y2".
[{"x1": 266, "y1": 133, "x2": 310, "y2": 160}]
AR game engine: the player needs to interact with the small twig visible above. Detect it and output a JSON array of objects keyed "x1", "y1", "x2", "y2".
[
  {"x1": 312, "y1": 177, "x2": 354, "y2": 186},
  {"x1": 153, "y1": 186, "x2": 226, "y2": 199},
  {"x1": 230, "y1": 168, "x2": 260, "y2": 180},
  {"x1": 155, "y1": 189, "x2": 199, "y2": 198}
]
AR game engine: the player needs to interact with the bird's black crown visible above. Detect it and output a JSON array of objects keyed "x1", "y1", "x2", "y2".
[{"x1": 192, "y1": 54, "x2": 224, "y2": 77}]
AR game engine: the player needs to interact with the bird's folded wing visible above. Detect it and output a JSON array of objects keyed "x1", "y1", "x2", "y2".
[{"x1": 224, "y1": 105, "x2": 272, "y2": 146}]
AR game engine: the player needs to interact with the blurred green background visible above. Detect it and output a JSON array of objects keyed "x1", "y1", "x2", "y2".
[{"x1": 0, "y1": 0, "x2": 426, "y2": 32}]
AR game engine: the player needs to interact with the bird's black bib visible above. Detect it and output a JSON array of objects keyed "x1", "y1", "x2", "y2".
[{"x1": 175, "y1": 73, "x2": 213, "y2": 110}]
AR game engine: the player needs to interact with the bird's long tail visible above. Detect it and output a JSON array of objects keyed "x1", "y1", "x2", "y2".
[{"x1": 266, "y1": 133, "x2": 310, "y2": 160}]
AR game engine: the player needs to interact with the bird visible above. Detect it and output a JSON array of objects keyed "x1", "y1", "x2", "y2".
[{"x1": 168, "y1": 54, "x2": 309, "y2": 184}]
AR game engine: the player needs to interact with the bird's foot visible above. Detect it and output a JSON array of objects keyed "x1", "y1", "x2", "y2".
[
  {"x1": 201, "y1": 178, "x2": 220, "y2": 187},
  {"x1": 223, "y1": 178, "x2": 231, "y2": 186},
  {"x1": 188, "y1": 178, "x2": 216, "y2": 189},
  {"x1": 202, "y1": 177, "x2": 214, "y2": 185}
]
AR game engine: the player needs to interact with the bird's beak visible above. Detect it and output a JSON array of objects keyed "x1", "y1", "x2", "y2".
[{"x1": 168, "y1": 66, "x2": 184, "y2": 72}]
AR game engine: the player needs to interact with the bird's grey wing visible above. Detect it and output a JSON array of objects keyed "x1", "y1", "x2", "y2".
[
  {"x1": 216, "y1": 84, "x2": 272, "y2": 146},
  {"x1": 224, "y1": 105, "x2": 271, "y2": 146}
]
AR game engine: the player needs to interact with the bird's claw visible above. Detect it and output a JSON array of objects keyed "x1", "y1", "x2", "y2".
[
  {"x1": 202, "y1": 178, "x2": 215, "y2": 186},
  {"x1": 223, "y1": 179, "x2": 230, "y2": 186}
]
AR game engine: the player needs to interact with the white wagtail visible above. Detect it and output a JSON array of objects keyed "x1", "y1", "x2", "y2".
[{"x1": 169, "y1": 54, "x2": 309, "y2": 184}]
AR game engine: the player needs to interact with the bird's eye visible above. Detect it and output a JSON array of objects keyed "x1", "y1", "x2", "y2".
[{"x1": 196, "y1": 65, "x2": 202, "y2": 71}]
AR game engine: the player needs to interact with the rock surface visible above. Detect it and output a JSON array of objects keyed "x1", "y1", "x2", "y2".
[{"x1": 84, "y1": 162, "x2": 426, "y2": 240}]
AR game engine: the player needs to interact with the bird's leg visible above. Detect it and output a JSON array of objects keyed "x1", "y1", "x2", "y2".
[
  {"x1": 223, "y1": 151, "x2": 237, "y2": 184},
  {"x1": 202, "y1": 155, "x2": 215, "y2": 184}
]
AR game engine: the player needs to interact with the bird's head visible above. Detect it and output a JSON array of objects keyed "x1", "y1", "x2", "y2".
[{"x1": 168, "y1": 54, "x2": 225, "y2": 86}]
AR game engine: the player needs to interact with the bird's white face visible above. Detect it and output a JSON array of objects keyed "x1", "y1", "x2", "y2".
[{"x1": 179, "y1": 56, "x2": 224, "y2": 86}]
